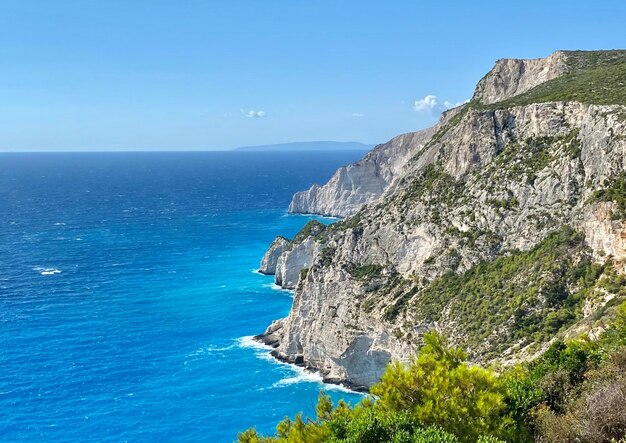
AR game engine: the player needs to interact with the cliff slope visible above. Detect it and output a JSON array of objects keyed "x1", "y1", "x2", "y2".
[{"x1": 260, "y1": 50, "x2": 626, "y2": 390}]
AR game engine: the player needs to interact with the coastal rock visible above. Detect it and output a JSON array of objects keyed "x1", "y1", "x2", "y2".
[
  {"x1": 275, "y1": 237, "x2": 320, "y2": 289},
  {"x1": 472, "y1": 50, "x2": 568, "y2": 104},
  {"x1": 258, "y1": 236, "x2": 290, "y2": 275},
  {"x1": 261, "y1": 50, "x2": 626, "y2": 389},
  {"x1": 288, "y1": 128, "x2": 435, "y2": 217}
]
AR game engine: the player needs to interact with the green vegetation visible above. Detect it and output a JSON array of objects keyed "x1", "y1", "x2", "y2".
[
  {"x1": 291, "y1": 220, "x2": 327, "y2": 245},
  {"x1": 238, "y1": 333, "x2": 512, "y2": 443},
  {"x1": 503, "y1": 302, "x2": 626, "y2": 442},
  {"x1": 481, "y1": 50, "x2": 626, "y2": 108},
  {"x1": 414, "y1": 227, "x2": 623, "y2": 356},
  {"x1": 239, "y1": 306, "x2": 626, "y2": 443},
  {"x1": 383, "y1": 286, "x2": 418, "y2": 322},
  {"x1": 479, "y1": 129, "x2": 582, "y2": 193},
  {"x1": 317, "y1": 211, "x2": 364, "y2": 243},
  {"x1": 372, "y1": 333, "x2": 513, "y2": 442},
  {"x1": 564, "y1": 49, "x2": 626, "y2": 71},
  {"x1": 400, "y1": 165, "x2": 465, "y2": 215},
  {"x1": 488, "y1": 196, "x2": 519, "y2": 211},
  {"x1": 349, "y1": 264, "x2": 384, "y2": 280},
  {"x1": 590, "y1": 173, "x2": 626, "y2": 220}
]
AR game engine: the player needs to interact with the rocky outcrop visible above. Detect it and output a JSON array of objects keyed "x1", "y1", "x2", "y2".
[
  {"x1": 259, "y1": 221, "x2": 327, "y2": 289},
  {"x1": 275, "y1": 237, "x2": 319, "y2": 289},
  {"x1": 260, "y1": 50, "x2": 626, "y2": 389},
  {"x1": 288, "y1": 128, "x2": 436, "y2": 217},
  {"x1": 259, "y1": 236, "x2": 290, "y2": 275},
  {"x1": 472, "y1": 50, "x2": 568, "y2": 104},
  {"x1": 287, "y1": 51, "x2": 573, "y2": 218}
]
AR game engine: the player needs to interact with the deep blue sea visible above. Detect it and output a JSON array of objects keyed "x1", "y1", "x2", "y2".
[{"x1": 0, "y1": 151, "x2": 365, "y2": 442}]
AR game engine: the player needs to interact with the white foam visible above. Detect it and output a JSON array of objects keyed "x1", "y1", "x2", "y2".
[
  {"x1": 285, "y1": 213, "x2": 342, "y2": 221},
  {"x1": 272, "y1": 368, "x2": 324, "y2": 387},
  {"x1": 34, "y1": 267, "x2": 62, "y2": 276},
  {"x1": 237, "y1": 335, "x2": 272, "y2": 351},
  {"x1": 187, "y1": 343, "x2": 235, "y2": 357},
  {"x1": 262, "y1": 283, "x2": 294, "y2": 294},
  {"x1": 237, "y1": 336, "x2": 364, "y2": 395}
]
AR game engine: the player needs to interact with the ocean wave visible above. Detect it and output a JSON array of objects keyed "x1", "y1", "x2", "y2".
[
  {"x1": 34, "y1": 267, "x2": 62, "y2": 276},
  {"x1": 237, "y1": 335, "x2": 272, "y2": 351},
  {"x1": 262, "y1": 283, "x2": 294, "y2": 294},
  {"x1": 184, "y1": 342, "x2": 238, "y2": 364},
  {"x1": 187, "y1": 343, "x2": 236, "y2": 357},
  {"x1": 237, "y1": 336, "x2": 364, "y2": 394},
  {"x1": 272, "y1": 367, "x2": 324, "y2": 388},
  {"x1": 284, "y1": 213, "x2": 342, "y2": 221}
]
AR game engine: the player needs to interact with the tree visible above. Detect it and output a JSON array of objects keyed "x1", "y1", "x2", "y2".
[{"x1": 371, "y1": 332, "x2": 512, "y2": 442}]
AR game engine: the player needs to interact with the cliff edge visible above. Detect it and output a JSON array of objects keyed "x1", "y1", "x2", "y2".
[{"x1": 262, "y1": 50, "x2": 626, "y2": 389}]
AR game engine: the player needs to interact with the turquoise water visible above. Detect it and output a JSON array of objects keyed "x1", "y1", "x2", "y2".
[{"x1": 0, "y1": 152, "x2": 365, "y2": 442}]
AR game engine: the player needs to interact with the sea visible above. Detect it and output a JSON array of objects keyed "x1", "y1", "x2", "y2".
[{"x1": 0, "y1": 151, "x2": 366, "y2": 442}]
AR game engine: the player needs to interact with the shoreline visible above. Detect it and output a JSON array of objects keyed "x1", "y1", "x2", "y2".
[
  {"x1": 253, "y1": 332, "x2": 370, "y2": 394},
  {"x1": 253, "y1": 213, "x2": 367, "y2": 394}
]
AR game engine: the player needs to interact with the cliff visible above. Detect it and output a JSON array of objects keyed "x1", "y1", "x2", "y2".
[
  {"x1": 259, "y1": 50, "x2": 626, "y2": 390},
  {"x1": 288, "y1": 128, "x2": 436, "y2": 217}
]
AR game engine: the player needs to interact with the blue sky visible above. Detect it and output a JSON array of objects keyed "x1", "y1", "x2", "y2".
[{"x1": 1, "y1": 0, "x2": 625, "y2": 151}]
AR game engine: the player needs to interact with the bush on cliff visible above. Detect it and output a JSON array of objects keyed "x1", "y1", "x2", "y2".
[
  {"x1": 238, "y1": 301, "x2": 626, "y2": 443},
  {"x1": 371, "y1": 332, "x2": 513, "y2": 443},
  {"x1": 237, "y1": 332, "x2": 513, "y2": 443}
]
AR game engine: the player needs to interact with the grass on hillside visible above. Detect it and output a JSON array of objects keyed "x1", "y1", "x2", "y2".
[{"x1": 483, "y1": 50, "x2": 626, "y2": 109}]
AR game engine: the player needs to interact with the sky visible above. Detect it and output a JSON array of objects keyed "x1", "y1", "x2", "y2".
[{"x1": 0, "y1": 0, "x2": 625, "y2": 151}]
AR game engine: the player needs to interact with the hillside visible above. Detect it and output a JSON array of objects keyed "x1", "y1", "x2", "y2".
[{"x1": 257, "y1": 49, "x2": 626, "y2": 391}]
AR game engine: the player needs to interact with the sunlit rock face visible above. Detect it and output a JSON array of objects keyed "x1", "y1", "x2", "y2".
[{"x1": 261, "y1": 51, "x2": 626, "y2": 389}]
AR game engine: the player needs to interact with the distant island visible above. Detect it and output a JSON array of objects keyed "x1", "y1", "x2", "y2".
[{"x1": 234, "y1": 141, "x2": 373, "y2": 152}]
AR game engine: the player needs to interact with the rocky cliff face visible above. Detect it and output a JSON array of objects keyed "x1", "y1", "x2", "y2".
[
  {"x1": 258, "y1": 221, "x2": 326, "y2": 290},
  {"x1": 288, "y1": 128, "x2": 436, "y2": 217},
  {"x1": 472, "y1": 50, "x2": 568, "y2": 105},
  {"x1": 259, "y1": 50, "x2": 626, "y2": 390},
  {"x1": 288, "y1": 51, "x2": 573, "y2": 218},
  {"x1": 259, "y1": 236, "x2": 289, "y2": 275}
]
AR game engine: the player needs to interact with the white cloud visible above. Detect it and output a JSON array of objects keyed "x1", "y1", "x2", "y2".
[
  {"x1": 241, "y1": 109, "x2": 267, "y2": 118},
  {"x1": 351, "y1": 113, "x2": 365, "y2": 117},
  {"x1": 414, "y1": 96, "x2": 470, "y2": 114},
  {"x1": 414, "y1": 95, "x2": 438, "y2": 112}
]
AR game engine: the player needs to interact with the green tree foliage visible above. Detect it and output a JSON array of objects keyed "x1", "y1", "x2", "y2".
[
  {"x1": 590, "y1": 173, "x2": 626, "y2": 220},
  {"x1": 372, "y1": 333, "x2": 512, "y2": 443},
  {"x1": 416, "y1": 227, "x2": 614, "y2": 354},
  {"x1": 239, "y1": 334, "x2": 512, "y2": 443},
  {"x1": 239, "y1": 302, "x2": 626, "y2": 443}
]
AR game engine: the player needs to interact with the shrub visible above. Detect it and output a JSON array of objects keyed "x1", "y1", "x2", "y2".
[{"x1": 371, "y1": 332, "x2": 513, "y2": 443}]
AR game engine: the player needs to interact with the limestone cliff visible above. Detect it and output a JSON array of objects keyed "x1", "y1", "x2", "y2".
[
  {"x1": 259, "y1": 236, "x2": 289, "y2": 275},
  {"x1": 259, "y1": 50, "x2": 626, "y2": 390},
  {"x1": 288, "y1": 128, "x2": 435, "y2": 217},
  {"x1": 258, "y1": 220, "x2": 326, "y2": 290},
  {"x1": 471, "y1": 50, "x2": 568, "y2": 105}
]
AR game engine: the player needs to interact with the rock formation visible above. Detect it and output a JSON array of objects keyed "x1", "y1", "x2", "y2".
[
  {"x1": 259, "y1": 50, "x2": 626, "y2": 390},
  {"x1": 259, "y1": 236, "x2": 290, "y2": 275}
]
